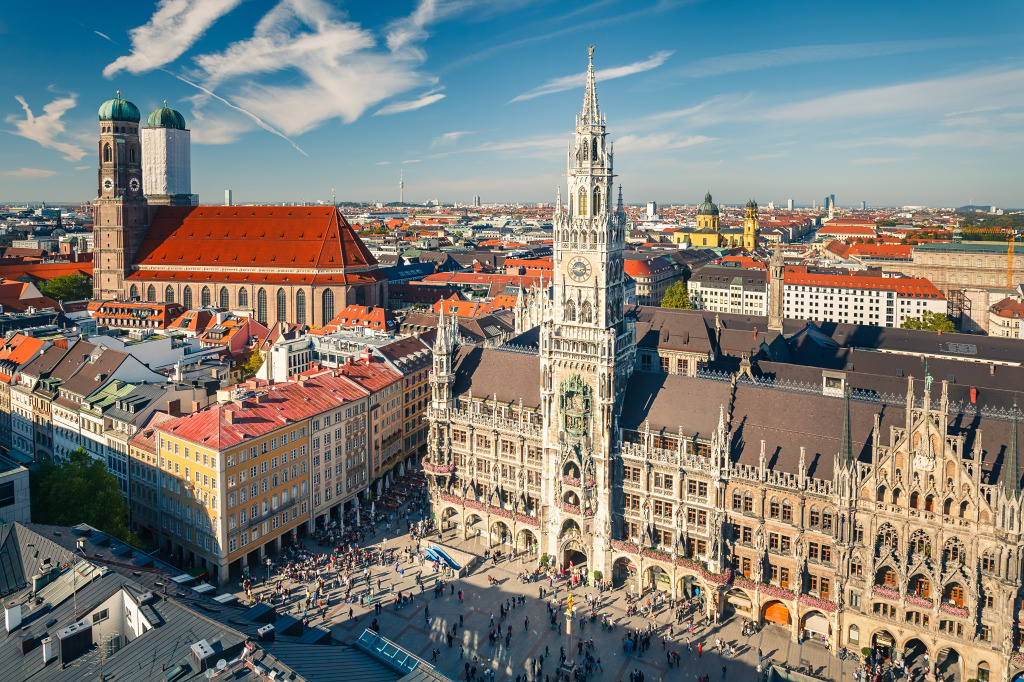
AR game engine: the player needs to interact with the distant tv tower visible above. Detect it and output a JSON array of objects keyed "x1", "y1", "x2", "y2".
[{"x1": 399, "y1": 169, "x2": 404, "y2": 205}]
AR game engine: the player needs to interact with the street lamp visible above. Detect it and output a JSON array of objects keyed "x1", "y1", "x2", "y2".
[{"x1": 265, "y1": 557, "x2": 272, "y2": 585}]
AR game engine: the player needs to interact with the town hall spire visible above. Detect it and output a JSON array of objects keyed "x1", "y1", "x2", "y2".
[{"x1": 581, "y1": 45, "x2": 600, "y2": 125}]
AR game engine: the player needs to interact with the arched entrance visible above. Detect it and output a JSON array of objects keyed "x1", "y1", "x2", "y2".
[
  {"x1": 800, "y1": 610, "x2": 831, "y2": 645},
  {"x1": 562, "y1": 542, "x2": 587, "y2": 569},
  {"x1": 517, "y1": 529, "x2": 537, "y2": 554},
  {"x1": 439, "y1": 507, "x2": 459, "y2": 532},
  {"x1": 490, "y1": 520, "x2": 510, "y2": 548},
  {"x1": 677, "y1": 573, "x2": 705, "y2": 600},
  {"x1": 902, "y1": 638, "x2": 928, "y2": 676},
  {"x1": 646, "y1": 564, "x2": 670, "y2": 593},
  {"x1": 723, "y1": 587, "x2": 752, "y2": 619},
  {"x1": 612, "y1": 557, "x2": 636, "y2": 589},
  {"x1": 936, "y1": 647, "x2": 963, "y2": 682},
  {"x1": 762, "y1": 600, "x2": 791, "y2": 626},
  {"x1": 871, "y1": 630, "x2": 896, "y2": 660},
  {"x1": 465, "y1": 513, "x2": 483, "y2": 541}
]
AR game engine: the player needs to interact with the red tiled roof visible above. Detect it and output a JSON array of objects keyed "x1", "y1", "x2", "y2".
[
  {"x1": 991, "y1": 297, "x2": 1024, "y2": 319},
  {"x1": 785, "y1": 271, "x2": 945, "y2": 297},
  {"x1": 624, "y1": 256, "x2": 672, "y2": 278},
  {"x1": 818, "y1": 224, "x2": 876, "y2": 236},
  {"x1": 132, "y1": 206, "x2": 383, "y2": 277},
  {"x1": 319, "y1": 305, "x2": 396, "y2": 333}
]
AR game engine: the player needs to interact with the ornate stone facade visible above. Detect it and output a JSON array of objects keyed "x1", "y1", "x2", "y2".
[{"x1": 425, "y1": 48, "x2": 1024, "y2": 682}]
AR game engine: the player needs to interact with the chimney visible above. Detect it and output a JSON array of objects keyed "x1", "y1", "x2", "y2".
[
  {"x1": 166, "y1": 399, "x2": 181, "y2": 416},
  {"x1": 225, "y1": 409, "x2": 236, "y2": 424},
  {"x1": 190, "y1": 400, "x2": 201, "y2": 413}
]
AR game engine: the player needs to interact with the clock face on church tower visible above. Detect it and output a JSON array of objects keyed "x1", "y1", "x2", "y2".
[
  {"x1": 102, "y1": 177, "x2": 113, "y2": 192},
  {"x1": 129, "y1": 177, "x2": 140, "y2": 193},
  {"x1": 567, "y1": 256, "x2": 592, "y2": 282}
]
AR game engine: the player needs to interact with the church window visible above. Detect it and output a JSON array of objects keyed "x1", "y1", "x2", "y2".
[
  {"x1": 322, "y1": 289, "x2": 335, "y2": 325},
  {"x1": 238, "y1": 288, "x2": 248, "y2": 307},
  {"x1": 564, "y1": 299, "x2": 576, "y2": 322},
  {"x1": 129, "y1": 147, "x2": 135, "y2": 163},
  {"x1": 593, "y1": 186, "x2": 602, "y2": 214},
  {"x1": 582, "y1": 139, "x2": 589, "y2": 161},
  {"x1": 276, "y1": 288, "x2": 287, "y2": 323},
  {"x1": 257, "y1": 288, "x2": 268, "y2": 323},
  {"x1": 581, "y1": 300, "x2": 593, "y2": 323},
  {"x1": 165, "y1": 286, "x2": 175, "y2": 303},
  {"x1": 295, "y1": 290, "x2": 306, "y2": 325},
  {"x1": 219, "y1": 287, "x2": 229, "y2": 308},
  {"x1": 578, "y1": 187, "x2": 588, "y2": 216},
  {"x1": 103, "y1": 144, "x2": 111, "y2": 162},
  {"x1": 147, "y1": 285, "x2": 156, "y2": 302},
  {"x1": 129, "y1": 284, "x2": 139, "y2": 299},
  {"x1": 182, "y1": 286, "x2": 193, "y2": 310},
  {"x1": 201, "y1": 286, "x2": 211, "y2": 307}
]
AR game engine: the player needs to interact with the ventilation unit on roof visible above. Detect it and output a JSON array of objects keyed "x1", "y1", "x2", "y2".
[
  {"x1": 57, "y1": 618, "x2": 92, "y2": 665},
  {"x1": 191, "y1": 639, "x2": 216, "y2": 671}
]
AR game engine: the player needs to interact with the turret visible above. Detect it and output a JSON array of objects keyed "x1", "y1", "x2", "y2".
[
  {"x1": 142, "y1": 101, "x2": 194, "y2": 206},
  {"x1": 767, "y1": 245, "x2": 784, "y2": 332},
  {"x1": 430, "y1": 306, "x2": 458, "y2": 410}
]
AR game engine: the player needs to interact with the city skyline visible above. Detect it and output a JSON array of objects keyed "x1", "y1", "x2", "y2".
[{"x1": 2, "y1": 0, "x2": 1023, "y2": 206}]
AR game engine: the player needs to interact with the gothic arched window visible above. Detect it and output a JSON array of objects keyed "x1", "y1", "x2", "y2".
[
  {"x1": 593, "y1": 186, "x2": 602, "y2": 215},
  {"x1": 147, "y1": 285, "x2": 156, "y2": 302},
  {"x1": 219, "y1": 287, "x2": 229, "y2": 308},
  {"x1": 103, "y1": 144, "x2": 111, "y2": 163},
  {"x1": 276, "y1": 288, "x2": 287, "y2": 323},
  {"x1": 565, "y1": 299, "x2": 576, "y2": 322},
  {"x1": 200, "y1": 286, "x2": 211, "y2": 307},
  {"x1": 322, "y1": 288, "x2": 335, "y2": 325},
  {"x1": 238, "y1": 288, "x2": 248, "y2": 308},
  {"x1": 581, "y1": 301, "x2": 593, "y2": 323},
  {"x1": 129, "y1": 147, "x2": 135, "y2": 163},
  {"x1": 582, "y1": 139, "x2": 589, "y2": 161},
  {"x1": 578, "y1": 187, "x2": 588, "y2": 216},
  {"x1": 129, "y1": 284, "x2": 139, "y2": 300},
  {"x1": 295, "y1": 289, "x2": 306, "y2": 325},
  {"x1": 182, "y1": 286, "x2": 193, "y2": 310},
  {"x1": 256, "y1": 288, "x2": 268, "y2": 323},
  {"x1": 165, "y1": 285, "x2": 175, "y2": 303}
]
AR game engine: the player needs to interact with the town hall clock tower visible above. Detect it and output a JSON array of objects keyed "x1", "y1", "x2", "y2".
[{"x1": 539, "y1": 47, "x2": 636, "y2": 577}]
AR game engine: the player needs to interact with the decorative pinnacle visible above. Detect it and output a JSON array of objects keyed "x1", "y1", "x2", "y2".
[{"x1": 581, "y1": 45, "x2": 600, "y2": 125}]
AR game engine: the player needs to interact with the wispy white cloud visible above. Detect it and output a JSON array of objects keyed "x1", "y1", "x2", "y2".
[
  {"x1": 5, "y1": 94, "x2": 86, "y2": 161},
  {"x1": 850, "y1": 157, "x2": 906, "y2": 165},
  {"x1": 510, "y1": 50, "x2": 674, "y2": 103},
  {"x1": 675, "y1": 38, "x2": 977, "y2": 79},
  {"x1": 104, "y1": 0, "x2": 243, "y2": 77},
  {"x1": 375, "y1": 91, "x2": 446, "y2": 116},
  {"x1": 74, "y1": 165, "x2": 90, "y2": 171},
  {"x1": 94, "y1": 30, "x2": 116, "y2": 44},
  {"x1": 402, "y1": 159, "x2": 422, "y2": 164},
  {"x1": 429, "y1": 134, "x2": 566, "y2": 160},
  {"x1": 2, "y1": 167, "x2": 57, "y2": 178},
  {"x1": 615, "y1": 133, "x2": 715, "y2": 153},
  {"x1": 375, "y1": 161, "x2": 391, "y2": 166},
  {"x1": 432, "y1": 130, "x2": 471, "y2": 147}
]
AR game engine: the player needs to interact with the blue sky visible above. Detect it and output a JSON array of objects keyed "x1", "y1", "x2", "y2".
[{"x1": 2, "y1": 0, "x2": 1023, "y2": 207}]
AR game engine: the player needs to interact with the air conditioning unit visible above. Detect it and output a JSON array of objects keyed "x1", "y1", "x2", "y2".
[{"x1": 190, "y1": 639, "x2": 215, "y2": 671}]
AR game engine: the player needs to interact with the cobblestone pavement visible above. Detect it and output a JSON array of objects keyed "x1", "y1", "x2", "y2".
[{"x1": 239, "y1": 521, "x2": 859, "y2": 681}]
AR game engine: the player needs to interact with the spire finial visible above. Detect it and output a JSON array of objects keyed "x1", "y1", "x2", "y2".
[
  {"x1": 116, "y1": 90, "x2": 121, "y2": 97},
  {"x1": 581, "y1": 45, "x2": 600, "y2": 124},
  {"x1": 164, "y1": 100, "x2": 168, "y2": 106}
]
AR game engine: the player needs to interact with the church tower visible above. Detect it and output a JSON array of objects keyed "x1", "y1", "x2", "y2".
[
  {"x1": 142, "y1": 102, "x2": 194, "y2": 206},
  {"x1": 94, "y1": 93, "x2": 149, "y2": 300},
  {"x1": 743, "y1": 198, "x2": 759, "y2": 251},
  {"x1": 540, "y1": 46, "x2": 635, "y2": 576}
]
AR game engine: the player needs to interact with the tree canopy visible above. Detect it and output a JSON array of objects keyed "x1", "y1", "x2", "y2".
[
  {"x1": 239, "y1": 348, "x2": 264, "y2": 380},
  {"x1": 660, "y1": 280, "x2": 692, "y2": 309},
  {"x1": 901, "y1": 311, "x2": 956, "y2": 332},
  {"x1": 30, "y1": 448, "x2": 139, "y2": 546},
  {"x1": 39, "y1": 273, "x2": 92, "y2": 301}
]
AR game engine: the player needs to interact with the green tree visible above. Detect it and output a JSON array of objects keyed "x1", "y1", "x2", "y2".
[
  {"x1": 30, "y1": 448, "x2": 140, "y2": 546},
  {"x1": 39, "y1": 273, "x2": 92, "y2": 301},
  {"x1": 239, "y1": 348, "x2": 264, "y2": 379},
  {"x1": 901, "y1": 311, "x2": 956, "y2": 332},
  {"x1": 660, "y1": 280, "x2": 692, "y2": 309}
]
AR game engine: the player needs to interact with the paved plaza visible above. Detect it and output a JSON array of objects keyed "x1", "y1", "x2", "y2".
[{"x1": 235, "y1": 518, "x2": 862, "y2": 682}]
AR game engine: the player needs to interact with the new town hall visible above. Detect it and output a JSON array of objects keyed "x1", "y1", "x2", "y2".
[{"x1": 426, "y1": 49, "x2": 1024, "y2": 682}]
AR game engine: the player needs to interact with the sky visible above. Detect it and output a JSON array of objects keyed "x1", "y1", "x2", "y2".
[{"x1": 1, "y1": 0, "x2": 1023, "y2": 208}]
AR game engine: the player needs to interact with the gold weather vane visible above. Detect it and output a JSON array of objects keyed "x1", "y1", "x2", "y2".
[{"x1": 588, "y1": 45, "x2": 594, "y2": 58}]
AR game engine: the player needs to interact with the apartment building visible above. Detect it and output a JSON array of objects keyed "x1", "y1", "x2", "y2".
[
  {"x1": 781, "y1": 268, "x2": 946, "y2": 328},
  {"x1": 688, "y1": 265, "x2": 769, "y2": 315}
]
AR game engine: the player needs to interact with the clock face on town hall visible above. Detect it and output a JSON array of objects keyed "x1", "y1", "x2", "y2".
[{"x1": 567, "y1": 256, "x2": 592, "y2": 282}]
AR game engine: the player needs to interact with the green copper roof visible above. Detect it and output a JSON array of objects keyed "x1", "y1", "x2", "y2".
[
  {"x1": 746, "y1": 198, "x2": 758, "y2": 210},
  {"x1": 697, "y1": 191, "x2": 719, "y2": 216},
  {"x1": 146, "y1": 103, "x2": 187, "y2": 129},
  {"x1": 98, "y1": 93, "x2": 141, "y2": 123}
]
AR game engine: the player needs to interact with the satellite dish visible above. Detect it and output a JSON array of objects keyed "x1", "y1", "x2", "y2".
[
  {"x1": 217, "y1": 660, "x2": 227, "y2": 671},
  {"x1": 205, "y1": 671, "x2": 214, "y2": 679}
]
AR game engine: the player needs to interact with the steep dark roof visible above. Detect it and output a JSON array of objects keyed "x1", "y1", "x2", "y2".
[{"x1": 452, "y1": 346, "x2": 540, "y2": 408}]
